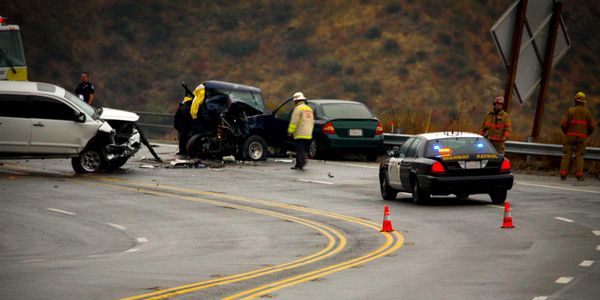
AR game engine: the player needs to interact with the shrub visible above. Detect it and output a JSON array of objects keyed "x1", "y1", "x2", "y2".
[
  {"x1": 343, "y1": 81, "x2": 362, "y2": 93},
  {"x1": 318, "y1": 56, "x2": 343, "y2": 75},
  {"x1": 365, "y1": 26, "x2": 382, "y2": 39},
  {"x1": 437, "y1": 32, "x2": 453, "y2": 46},
  {"x1": 384, "y1": 2, "x2": 402, "y2": 14},
  {"x1": 382, "y1": 39, "x2": 400, "y2": 54},
  {"x1": 282, "y1": 42, "x2": 314, "y2": 58},
  {"x1": 218, "y1": 39, "x2": 259, "y2": 56}
]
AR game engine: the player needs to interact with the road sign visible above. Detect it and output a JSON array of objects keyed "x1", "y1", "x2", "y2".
[{"x1": 491, "y1": 0, "x2": 570, "y2": 104}]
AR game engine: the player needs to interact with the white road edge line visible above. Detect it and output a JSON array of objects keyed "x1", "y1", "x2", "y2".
[
  {"x1": 137, "y1": 237, "x2": 148, "y2": 243},
  {"x1": 579, "y1": 260, "x2": 594, "y2": 267},
  {"x1": 532, "y1": 297, "x2": 547, "y2": 300},
  {"x1": 297, "y1": 179, "x2": 334, "y2": 185},
  {"x1": 555, "y1": 277, "x2": 574, "y2": 284},
  {"x1": 125, "y1": 248, "x2": 140, "y2": 253},
  {"x1": 518, "y1": 182, "x2": 600, "y2": 194},
  {"x1": 325, "y1": 161, "x2": 379, "y2": 169},
  {"x1": 21, "y1": 259, "x2": 45, "y2": 263},
  {"x1": 593, "y1": 230, "x2": 600, "y2": 236},
  {"x1": 555, "y1": 217, "x2": 574, "y2": 223},
  {"x1": 107, "y1": 223, "x2": 127, "y2": 230},
  {"x1": 487, "y1": 204, "x2": 504, "y2": 209},
  {"x1": 46, "y1": 208, "x2": 76, "y2": 216}
]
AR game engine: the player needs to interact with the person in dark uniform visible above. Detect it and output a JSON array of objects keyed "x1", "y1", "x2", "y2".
[{"x1": 75, "y1": 72, "x2": 95, "y2": 105}]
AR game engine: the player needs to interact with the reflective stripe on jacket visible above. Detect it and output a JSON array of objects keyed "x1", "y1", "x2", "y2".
[
  {"x1": 561, "y1": 104, "x2": 594, "y2": 139},
  {"x1": 480, "y1": 109, "x2": 511, "y2": 142},
  {"x1": 288, "y1": 103, "x2": 314, "y2": 139}
]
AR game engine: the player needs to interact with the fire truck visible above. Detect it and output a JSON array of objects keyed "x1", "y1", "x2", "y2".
[{"x1": 0, "y1": 16, "x2": 27, "y2": 80}]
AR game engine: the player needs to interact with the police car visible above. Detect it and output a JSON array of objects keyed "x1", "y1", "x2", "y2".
[{"x1": 379, "y1": 132, "x2": 514, "y2": 204}]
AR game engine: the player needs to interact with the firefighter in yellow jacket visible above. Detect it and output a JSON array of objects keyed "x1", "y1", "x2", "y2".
[
  {"x1": 559, "y1": 92, "x2": 595, "y2": 181},
  {"x1": 480, "y1": 96, "x2": 512, "y2": 154},
  {"x1": 288, "y1": 92, "x2": 314, "y2": 170}
]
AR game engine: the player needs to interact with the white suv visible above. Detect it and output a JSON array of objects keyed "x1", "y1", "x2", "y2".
[{"x1": 0, "y1": 81, "x2": 141, "y2": 173}]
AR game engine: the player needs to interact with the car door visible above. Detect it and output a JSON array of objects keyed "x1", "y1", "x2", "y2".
[
  {"x1": 28, "y1": 95, "x2": 85, "y2": 154},
  {"x1": 400, "y1": 138, "x2": 423, "y2": 191},
  {"x1": 0, "y1": 94, "x2": 31, "y2": 154},
  {"x1": 266, "y1": 99, "x2": 296, "y2": 149},
  {"x1": 388, "y1": 138, "x2": 414, "y2": 190}
]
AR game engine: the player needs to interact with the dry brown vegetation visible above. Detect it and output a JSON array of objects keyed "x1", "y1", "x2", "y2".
[{"x1": 4, "y1": 0, "x2": 600, "y2": 147}]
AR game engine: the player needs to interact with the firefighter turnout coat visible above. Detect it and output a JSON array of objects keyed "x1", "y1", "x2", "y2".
[
  {"x1": 287, "y1": 103, "x2": 314, "y2": 140},
  {"x1": 481, "y1": 109, "x2": 512, "y2": 142},
  {"x1": 561, "y1": 103, "x2": 595, "y2": 140}
]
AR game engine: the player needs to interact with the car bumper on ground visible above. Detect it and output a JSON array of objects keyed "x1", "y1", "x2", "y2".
[{"x1": 417, "y1": 173, "x2": 514, "y2": 195}]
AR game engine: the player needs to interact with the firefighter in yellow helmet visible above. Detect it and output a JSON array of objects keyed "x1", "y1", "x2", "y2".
[
  {"x1": 287, "y1": 92, "x2": 314, "y2": 170},
  {"x1": 480, "y1": 96, "x2": 512, "y2": 154},
  {"x1": 559, "y1": 92, "x2": 595, "y2": 181}
]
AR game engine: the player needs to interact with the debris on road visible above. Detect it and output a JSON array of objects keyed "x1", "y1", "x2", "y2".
[
  {"x1": 139, "y1": 164, "x2": 156, "y2": 169},
  {"x1": 222, "y1": 155, "x2": 236, "y2": 163},
  {"x1": 274, "y1": 159, "x2": 293, "y2": 163}
]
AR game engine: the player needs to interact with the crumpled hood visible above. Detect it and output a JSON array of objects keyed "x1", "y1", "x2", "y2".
[{"x1": 100, "y1": 107, "x2": 139, "y2": 122}]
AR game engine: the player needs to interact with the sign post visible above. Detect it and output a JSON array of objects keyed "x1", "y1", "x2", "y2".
[
  {"x1": 531, "y1": 1, "x2": 564, "y2": 141},
  {"x1": 503, "y1": 0, "x2": 528, "y2": 112}
]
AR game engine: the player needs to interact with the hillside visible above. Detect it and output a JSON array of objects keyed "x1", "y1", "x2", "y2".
[{"x1": 3, "y1": 0, "x2": 600, "y2": 143}]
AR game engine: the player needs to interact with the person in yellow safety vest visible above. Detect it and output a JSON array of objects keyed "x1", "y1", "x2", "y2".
[
  {"x1": 480, "y1": 96, "x2": 512, "y2": 154},
  {"x1": 287, "y1": 92, "x2": 314, "y2": 170},
  {"x1": 559, "y1": 92, "x2": 595, "y2": 181},
  {"x1": 190, "y1": 84, "x2": 206, "y2": 120}
]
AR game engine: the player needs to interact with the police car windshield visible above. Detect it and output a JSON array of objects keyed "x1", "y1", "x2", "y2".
[
  {"x1": 64, "y1": 90, "x2": 97, "y2": 119},
  {"x1": 425, "y1": 137, "x2": 496, "y2": 157}
]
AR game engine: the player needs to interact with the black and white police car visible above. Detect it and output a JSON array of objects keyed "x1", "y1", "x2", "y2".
[{"x1": 379, "y1": 132, "x2": 514, "y2": 204}]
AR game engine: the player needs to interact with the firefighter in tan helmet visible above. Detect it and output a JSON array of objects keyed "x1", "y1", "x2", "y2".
[
  {"x1": 480, "y1": 96, "x2": 512, "y2": 154},
  {"x1": 559, "y1": 92, "x2": 595, "y2": 181}
]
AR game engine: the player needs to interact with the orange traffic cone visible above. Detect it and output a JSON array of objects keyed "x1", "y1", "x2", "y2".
[
  {"x1": 501, "y1": 201, "x2": 515, "y2": 228},
  {"x1": 380, "y1": 206, "x2": 394, "y2": 232}
]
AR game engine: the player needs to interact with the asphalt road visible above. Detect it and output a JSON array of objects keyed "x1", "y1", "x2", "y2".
[{"x1": 1, "y1": 144, "x2": 599, "y2": 300}]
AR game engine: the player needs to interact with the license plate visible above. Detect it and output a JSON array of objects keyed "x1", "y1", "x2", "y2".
[
  {"x1": 465, "y1": 161, "x2": 481, "y2": 169},
  {"x1": 348, "y1": 129, "x2": 363, "y2": 136}
]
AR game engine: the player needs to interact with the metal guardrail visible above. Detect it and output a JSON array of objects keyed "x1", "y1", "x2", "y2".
[
  {"x1": 134, "y1": 113, "x2": 600, "y2": 161},
  {"x1": 383, "y1": 133, "x2": 600, "y2": 160}
]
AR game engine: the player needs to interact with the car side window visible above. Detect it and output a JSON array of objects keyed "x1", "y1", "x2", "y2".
[
  {"x1": 0, "y1": 94, "x2": 29, "y2": 118},
  {"x1": 29, "y1": 96, "x2": 75, "y2": 121},
  {"x1": 406, "y1": 139, "x2": 422, "y2": 158},
  {"x1": 398, "y1": 138, "x2": 414, "y2": 157},
  {"x1": 275, "y1": 100, "x2": 295, "y2": 120}
]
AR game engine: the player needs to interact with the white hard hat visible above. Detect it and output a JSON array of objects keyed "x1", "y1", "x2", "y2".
[{"x1": 292, "y1": 92, "x2": 307, "y2": 101}]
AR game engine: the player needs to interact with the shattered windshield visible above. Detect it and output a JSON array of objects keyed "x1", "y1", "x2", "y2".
[{"x1": 0, "y1": 31, "x2": 26, "y2": 67}]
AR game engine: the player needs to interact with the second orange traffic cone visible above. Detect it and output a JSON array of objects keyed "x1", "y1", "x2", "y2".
[
  {"x1": 501, "y1": 201, "x2": 515, "y2": 228},
  {"x1": 380, "y1": 206, "x2": 394, "y2": 232}
]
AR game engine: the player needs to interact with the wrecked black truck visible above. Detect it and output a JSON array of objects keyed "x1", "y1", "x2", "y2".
[{"x1": 184, "y1": 80, "x2": 269, "y2": 161}]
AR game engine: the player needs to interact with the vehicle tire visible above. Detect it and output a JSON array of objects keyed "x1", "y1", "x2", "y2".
[
  {"x1": 489, "y1": 190, "x2": 507, "y2": 204},
  {"x1": 380, "y1": 173, "x2": 398, "y2": 200},
  {"x1": 243, "y1": 135, "x2": 268, "y2": 161},
  {"x1": 412, "y1": 179, "x2": 430, "y2": 204},
  {"x1": 366, "y1": 152, "x2": 378, "y2": 162},
  {"x1": 107, "y1": 157, "x2": 129, "y2": 170},
  {"x1": 186, "y1": 134, "x2": 204, "y2": 158},
  {"x1": 72, "y1": 146, "x2": 107, "y2": 173},
  {"x1": 308, "y1": 139, "x2": 320, "y2": 159}
]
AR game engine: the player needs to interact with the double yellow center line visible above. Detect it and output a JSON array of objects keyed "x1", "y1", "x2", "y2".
[{"x1": 92, "y1": 177, "x2": 403, "y2": 299}]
